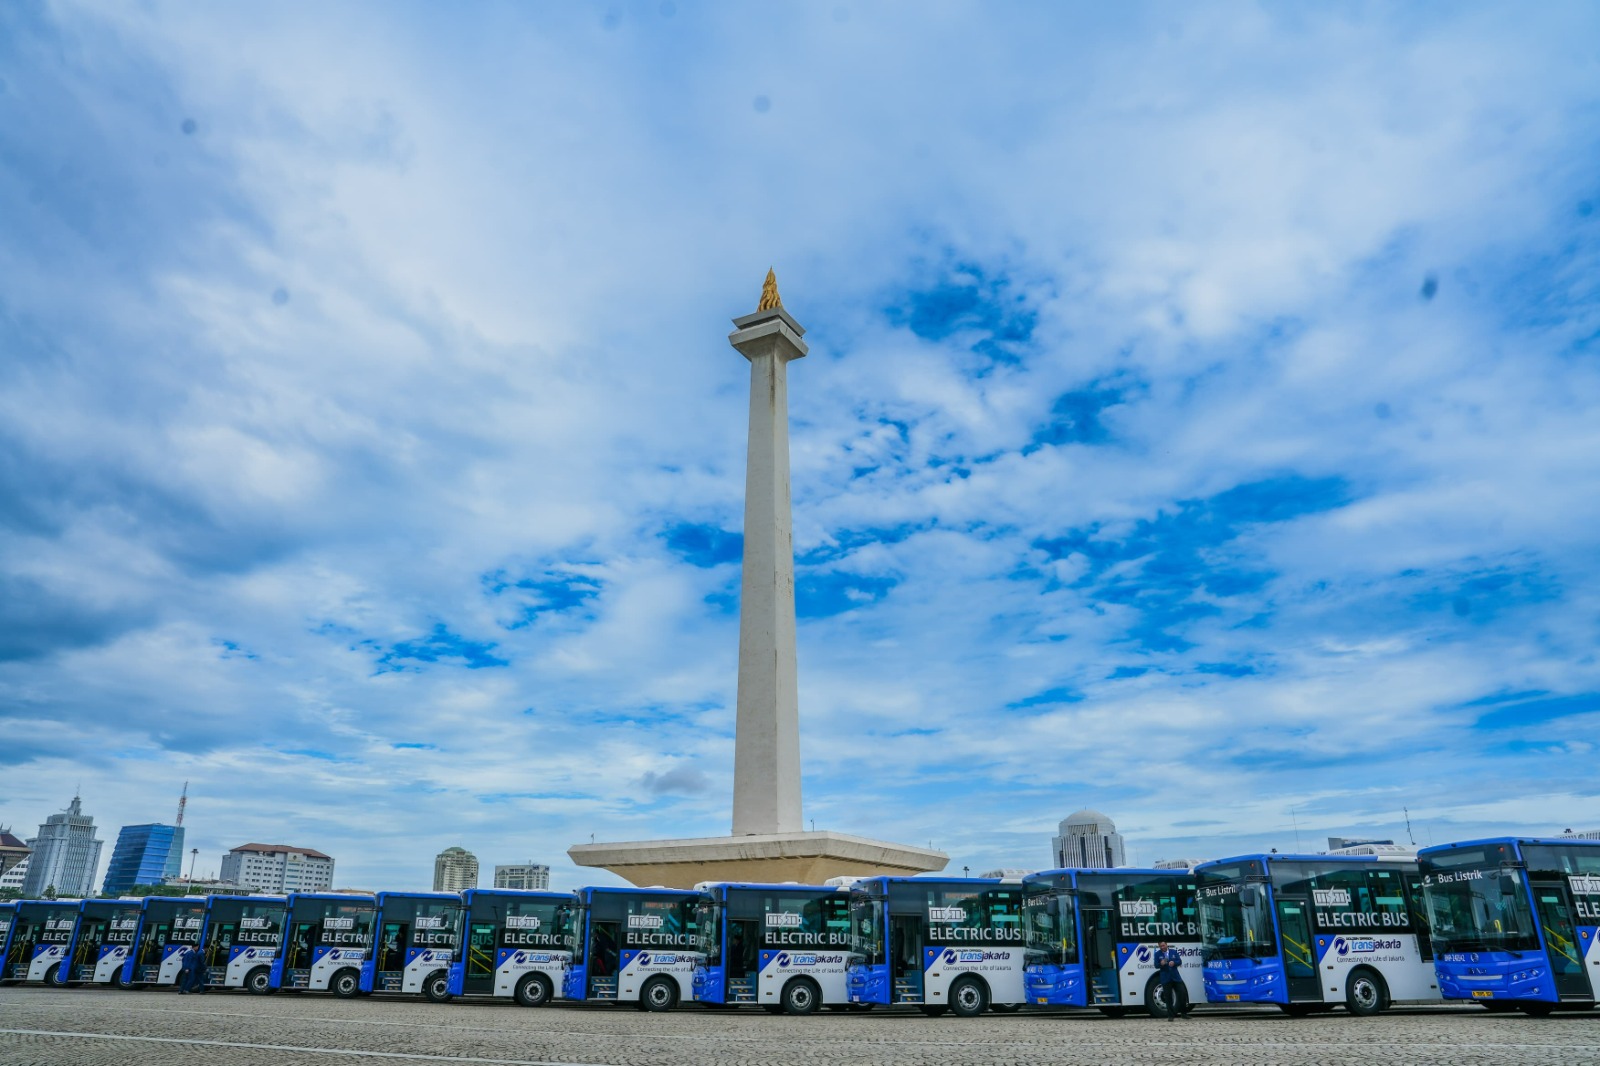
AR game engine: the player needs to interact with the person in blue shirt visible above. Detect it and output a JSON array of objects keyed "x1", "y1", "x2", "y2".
[{"x1": 1154, "y1": 940, "x2": 1186, "y2": 1019}]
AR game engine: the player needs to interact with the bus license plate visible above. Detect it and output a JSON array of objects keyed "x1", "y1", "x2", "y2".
[
  {"x1": 1225, "y1": 994, "x2": 1241, "y2": 1001},
  {"x1": 1472, "y1": 991, "x2": 1494, "y2": 999}
]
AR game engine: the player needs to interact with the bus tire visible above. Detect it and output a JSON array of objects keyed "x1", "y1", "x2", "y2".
[
  {"x1": 1344, "y1": 968, "x2": 1386, "y2": 1017},
  {"x1": 780, "y1": 977, "x2": 820, "y2": 1016},
  {"x1": 949, "y1": 976, "x2": 988, "y2": 1018},
  {"x1": 331, "y1": 968, "x2": 362, "y2": 998},
  {"x1": 1144, "y1": 976, "x2": 1173, "y2": 1018},
  {"x1": 515, "y1": 973, "x2": 553, "y2": 1008},
  {"x1": 111, "y1": 968, "x2": 128, "y2": 990},
  {"x1": 423, "y1": 972, "x2": 453, "y2": 1003},
  {"x1": 245, "y1": 968, "x2": 273, "y2": 995},
  {"x1": 46, "y1": 964, "x2": 68, "y2": 987},
  {"x1": 917, "y1": 1004, "x2": 948, "y2": 1017},
  {"x1": 638, "y1": 975, "x2": 678, "y2": 1012},
  {"x1": 989, "y1": 1003, "x2": 1022, "y2": 1013}
]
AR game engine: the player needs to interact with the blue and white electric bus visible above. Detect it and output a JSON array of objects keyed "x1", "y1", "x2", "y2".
[
  {"x1": 1022, "y1": 868, "x2": 1202, "y2": 1016},
  {"x1": 270, "y1": 893, "x2": 377, "y2": 996},
  {"x1": 691, "y1": 882, "x2": 853, "y2": 1013},
  {"x1": 64, "y1": 899, "x2": 143, "y2": 986},
  {"x1": 1196, "y1": 852, "x2": 1438, "y2": 1016},
  {"x1": 365, "y1": 891, "x2": 462, "y2": 1001},
  {"x1": 1419, "y1": 836, "x2": 1599, "y2": 1015},
  {"x1": 562, "y1": 886, "x2": 700, "y2": 1010},
  {"x1": 200, "y1": 896, "x2": 288, "y2": 993},
  {"x1": 845, "y1": 876, "x2": 1026, "y2": 1016},
  {"x1": 123, "y1": 896, "x2": 207, "y2": 988},
  {"x1": 447, "y1": 889, "x2": 568, "y2": 1006},
  {"x1": 2, "y1": 900, "x2": 78, "y2": 984}
]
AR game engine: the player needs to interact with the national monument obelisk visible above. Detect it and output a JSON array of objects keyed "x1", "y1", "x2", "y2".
[{"x1": 568, "y1": 273, "x2": 947, "y2": 887}]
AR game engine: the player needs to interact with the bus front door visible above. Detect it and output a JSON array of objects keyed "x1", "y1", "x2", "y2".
[
  {"x1": 1082, "y1": 908, "x2": 1119, "y2": 1004},
  {"x1": 726, "y1": 919, "x2": 758, "y2": 1001},
  {"x1": 206, "y1": 923, "x2": 236, "y2": 985},
  {"x1": 1532, "y1": 883, "x2": 1592, "y2": 1001},
  {"x1": 889, "y1": 915, "x2": 924, "y2": 1002},
  {"x1": 1274, "y1": 899, "x2": 1321, "y2": 1002},
  {"x1": 463, "y1": 922, "x2": 496, "y2": 996}
]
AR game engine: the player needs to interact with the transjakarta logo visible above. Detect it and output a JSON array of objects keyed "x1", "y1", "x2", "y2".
[
  {"x1": 1119, "y1": 901, "x2": 1157, "y2": 918},
  {"x1": 628, "y1": 915, "x2": 664, "y2": 930},
  {"x1": 506, "y1": 916, "x2": 542, "y2": 930},
  {"x1": 1313, "y1": 889, "x2": 1352, "y2": 908},
  {"x1": 416, "y1": 916, "x2": 449, "y2": 930},
  {"x1": 766, "y1": 913, "x2": 803, "y2": 928},
  {"x1": 324, "y1": 917, "x2": 355, "y2": 931},
  {"x1": 1334, "y1": 937, "x2": 1401, "y2": 956},
  {"x1": 941, "y1": 949, "x2": 1012, "y2": 964},
  {"x1": 1571, "y1": 876, "x2": 1600, "y2": 896},
  {"x1": 634, "y1": 952, "x2": 677, "y2": 966},
  {"x1": 928, "y1": 907, "x2": 967, "y2": 923}
]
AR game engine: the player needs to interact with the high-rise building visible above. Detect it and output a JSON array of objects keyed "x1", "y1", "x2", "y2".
[
  {"x1": 1051, "y1": 809, "x2": 1126, "y2": 869},
  {"x1": 101, "y1": 824, "x2": 187, "y2": 896},
  {"x1": 434, "y1": 847, "x2": 479, "y2": 892},
  {"x1": 0, "y1": 828, "x2": 29, "y2": 879},
  {"x1": 22, "y1": 795, "x2": 104, "y2": 897},
  {"x1": 0, "y1": 854, "x2": 29, "y2": 892},
  {"x1": 221, "y1": 843, "x2": 335, "y2": 893},
  {"x1": 493, "y1": 862, "x2": 550, "y2": 891}
]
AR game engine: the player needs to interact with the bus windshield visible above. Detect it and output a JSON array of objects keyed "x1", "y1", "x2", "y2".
[
  {"x1": 1022, "y1": 881, "x2": 1077, "y2": 965},
  {"x1": 1422, "y1": 850, "x2": 1539, "y2": 955},
  {"x1": 847, "y1": 893, "x2": 883, "y2": 965},
  {"x1": 694, "y1": 899, "x2": 720, "y2": 963},
  {"x1": 1197, "y1": 866, "x2": 1276, "y2": 960}
]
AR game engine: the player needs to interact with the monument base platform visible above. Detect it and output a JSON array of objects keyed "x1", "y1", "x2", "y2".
[{"x1": 567, "y1": 830, "x2": 948, "y2": 889}]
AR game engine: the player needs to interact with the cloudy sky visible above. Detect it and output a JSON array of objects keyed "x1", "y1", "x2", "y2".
[{"x1": 2, "y1": 1, "x2": 1598, "y2": 892}]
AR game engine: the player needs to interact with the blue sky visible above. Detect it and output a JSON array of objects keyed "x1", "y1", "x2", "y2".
[{"x1": 2, "y1": 1, "x2": 1598, "y2": 891}]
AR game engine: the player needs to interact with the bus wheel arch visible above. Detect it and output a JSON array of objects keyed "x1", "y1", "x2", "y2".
[
  {"x1": 638, "y1": 974, "x2": 678, "y2": 1012},
  {"x1": 330, "y1": 968, "x2": 362, "y2": 998},
  {"x1": 244, "y1": 967, "x2": 273, "y2": 995},
  {"x1": 423, "y1": 971, "x2": 453, "y2": 1003},
  {"x1": 46, "y1": 963, "x2": 67, "y2": 987},
  {"x1": 1344, "y1": 967, "x2": 1387, "y2": 1017},
  {"x1": 514, "y1": 972, "x2": 553, "y2": 1008},
  {"x1": 780, "y1": 976, "x2": 821, "y2": 1015},
  {"x1": 948, "y1": 974, "x2": 989, "y2": 1018}
]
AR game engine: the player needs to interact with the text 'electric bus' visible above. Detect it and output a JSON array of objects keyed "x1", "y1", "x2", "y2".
[
  {"x1": 1022, "y1": 868, "x2": 1202, "y2": 1016},
  {"x1": 365, "y1": 892, "x2": 462, "y2": 1001},
  {"x1": 448, "y1": 889, "x2": 568, "y2": 1006},
  {"x1": 3, "y1": 900, "x2": 77, "y2": 984},
  {"x1": 846, "y1": 876, "x2": 1025, "y2": 1017},
  {"x1": 124, "y1": 896, "x2": 206, "y2": 988},
  {"x1": 692, "y1": 882, "x2": 852, "y2": 1014},
  {"x1": 201, "y1": 895, "x2": 287, "y2": 993},
  {"x1": 271, "y1": 893, "x2": 376, "y2": 995},
  {"x1": 1196, "y1": 852, "x2": 1437, "y2": 1016},
  {"x1": 1420, "y1": 836, "x2": 1599, "y2": 1015},
  {"x1": 65, "y1": 899, "x2": 142, "y2": 986},
  {"x1": 562, "y1": 886, "x2": 699, "y2": 1010}
]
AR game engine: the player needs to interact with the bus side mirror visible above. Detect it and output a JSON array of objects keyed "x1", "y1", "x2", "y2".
[
  {"x1": 1498, "y1": 874, "x2": 1519, "y2": 896},
  {"x1": 1240, "y1": 888, "x2": 1260, "y2": 907}
]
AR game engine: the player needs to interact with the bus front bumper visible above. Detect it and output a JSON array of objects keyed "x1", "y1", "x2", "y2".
[
  {"x1": 1434, "y1": 953, "x2": 1557, "y2": 1003},
  {"x1": 1023, "y1": 964, "x2": 1086, "y2": 1006},
  {"x1": 1204, "y1": 960, "x2": 1286, "y2": 1004}
]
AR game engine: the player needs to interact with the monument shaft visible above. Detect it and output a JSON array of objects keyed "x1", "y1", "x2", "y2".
[{"x1": 730, "y1": 302, "x2": 807, "y2": 836}]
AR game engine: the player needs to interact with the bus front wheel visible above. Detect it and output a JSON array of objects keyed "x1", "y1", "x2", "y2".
[
  {"x1": 949, "y1": 977, "x2": 988, "y2": 1018},
  {"x1": 46, "y1": 964, "x2": 68, "y2": 988},
  {"x1": 423, "y1": 972, "x2": 453, "y2": 1003},
  {"x1": 330, "y1": 969, "x2": 361, "y2": 998},
  {"x1": 245, "y1": 968, "x2": 272, "y2": 995},
  {"x1": 638, "y1": 975, "x2": 678, "y2": 1012},
  {"x1": 515, "y1": 973, "x2": 552, "y2": 1008},
  {"x1": 1344, "y1": 968, "x2": 1387, "y2": 1017},
  {"x1": 781, "y1": 978, "x2": 820, "y2": 1016}
]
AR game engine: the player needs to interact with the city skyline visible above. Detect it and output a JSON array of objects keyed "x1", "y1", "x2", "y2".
[{"x1": 2, "y1": 4, "x2": 1598, "y2": 891}]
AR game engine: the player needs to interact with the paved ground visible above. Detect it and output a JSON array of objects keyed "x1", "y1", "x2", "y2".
[{"x1": 1, "y1": 987, "x2": 1597, "y2": 1066}]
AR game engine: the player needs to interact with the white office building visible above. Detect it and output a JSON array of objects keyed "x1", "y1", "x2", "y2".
[
  {"x1": 493, "y1": 861, "x2": 550, "y2": 891},
  {"x1": 433, "y1": 847, "x2": 479, "y2": 892},
  {"x1": 22, "y1": 795, "x2": 104, "y2": 897},
  {"x1": 1051, "y1": 809, "x2": 1126, "y2": 869},
  {"x1": 221, "y1": 843, "x2": 335, "y2": 893},
  {"x1": 0, "y1": 855, "x2": 30, "y2": 892}
]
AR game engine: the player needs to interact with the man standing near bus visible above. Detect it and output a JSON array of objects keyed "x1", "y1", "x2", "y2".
[{"x1": 1154, "y1": 940, "x2": 1185, "y2": 1019}]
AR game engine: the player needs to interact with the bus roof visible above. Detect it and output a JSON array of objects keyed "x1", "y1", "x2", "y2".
[
  {"x1": 697, "y1": 882, "x2": 843, "y2": 894},
  {"x1": 576, "y1": 885, "x2": 697, "y2": 899},
  {"x1": 460, "y1": 888, "x2": 570, "y2": 903},
  {"x1": 375, "y1": 891, "x2": 463, "y2": 903},
  {"x1": 1419, "y1": 836, "x2": 1600, "y2": 856},
  {"x1": 208, "y1": 895, "x2": 284, "y2": 904},
  {"x1": 1194, "y1": 852, "x2": 1409, "y2": 871},
  {"x1": 848, "y1": 875, "x2": 1006, "y2": 888},
  {"x1": 1022, "y1": 867, "x2": 1192, "y2": 882},
  {"x1": 285, "y1": 893, "x2": 377, "y2": 903}
]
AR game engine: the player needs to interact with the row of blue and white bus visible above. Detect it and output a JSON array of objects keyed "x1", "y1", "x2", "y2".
[{"x1": 2, "y1": 836, "x2": 1595, "y2": 1018}]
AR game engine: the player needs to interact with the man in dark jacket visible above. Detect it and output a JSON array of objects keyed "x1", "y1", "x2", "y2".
[
  {"x1": 1154, "y1": 941, "x2": 1186, "y2": 1019},
  {"x1": 177, "y1": 948, "x2": 207, "y2": 994}
]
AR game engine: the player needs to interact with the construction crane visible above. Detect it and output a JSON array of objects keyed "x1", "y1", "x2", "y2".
[{"x1": 175, "y1": 781, "x2": 188, "y2": 827}]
